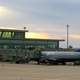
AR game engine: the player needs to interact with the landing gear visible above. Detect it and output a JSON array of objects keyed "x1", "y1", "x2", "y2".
[
  {"x1": 61, "y1": 62, "x2": 66, "y2": 65},
  {"x1": 73, "y1": 61, "x2": 80, "y2": 65}
]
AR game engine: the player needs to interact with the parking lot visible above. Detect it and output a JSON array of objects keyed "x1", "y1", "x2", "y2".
[{"x1": 0, "y1": 63, "x2": 80, "y2": 80}]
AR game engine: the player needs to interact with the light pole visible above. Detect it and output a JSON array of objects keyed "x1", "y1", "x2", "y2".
[{"x1": 66, "y1": 24, "x2": 69, "y2": 49}]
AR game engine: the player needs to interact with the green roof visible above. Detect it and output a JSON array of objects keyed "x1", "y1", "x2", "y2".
[
  {"x1": 0, "y1": 29, "x2": 28, "y2": 32},
  {"x1": 26, "y1": 38, "x2": 65, "y2": 41}
]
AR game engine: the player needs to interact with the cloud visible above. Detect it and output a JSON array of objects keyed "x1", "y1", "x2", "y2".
[
  {"x1": 0, "y1": 6, "x2": 18, "y2": 26},
  {"x1": 1, "y1": 0, "x2": 80, "y2": 25},
  {"x1": 0, "y1": 6, "x2": 15, "y2": 17},
  {"x1": 0, "y1": 5, "x2": 31, "y2": 27},
  {"x1": 0, "y1": 6, "x2": 16, "y2": 19}
]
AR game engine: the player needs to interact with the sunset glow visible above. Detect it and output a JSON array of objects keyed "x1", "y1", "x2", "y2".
[
  {"x1": 25, "y1": 32, "x2": 80, "y2": 40},
  {"x1": 1, "y1": 0, "x2": 80, "y2": 47},
  {"x1": 25, "y1": 32, "x2": 49, "y2": 39},
  {"x1": 70, "y1": 34, "x2": 80, "y2": 40},
  {"x1": 25, "y1": 32, "x2": 63, "y2": 39}
]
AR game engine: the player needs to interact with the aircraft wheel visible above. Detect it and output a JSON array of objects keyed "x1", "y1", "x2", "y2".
[
  {"x1": 61, "y1": 62, "x2": 66, "y2": 65},
  {"x1": 74, "y1": 61, "x2": 80, "y2": 65}
]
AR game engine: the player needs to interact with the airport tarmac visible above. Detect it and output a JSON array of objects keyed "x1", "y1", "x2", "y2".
[{"x1": 0, "y1": 63, "x2": 80, "y2": 80}]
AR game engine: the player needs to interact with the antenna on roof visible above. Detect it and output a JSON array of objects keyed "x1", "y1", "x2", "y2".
[{"x1": 24, "y1": 27, "x2": 26, "y2": 30}]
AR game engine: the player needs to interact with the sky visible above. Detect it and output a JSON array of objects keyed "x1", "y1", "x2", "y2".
[{"x1": 0, "y1": 0, "x2": 80, "y2": 48}]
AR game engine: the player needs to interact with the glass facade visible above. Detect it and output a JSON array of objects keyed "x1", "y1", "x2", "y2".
[
  {"x1": 0, "y1": 29, "x2": 62, "y2": 50},
  {"x1": 0, "y1": 31, "x2": 25, "y2": 39},
  {"x1": 0, "y1": 39, "x2": 59, "y2": 49}
]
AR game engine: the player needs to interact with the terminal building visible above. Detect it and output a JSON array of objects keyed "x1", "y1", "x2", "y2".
[{"x1": 0, "y1": 29, "x2": 64, "y2": 50}]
